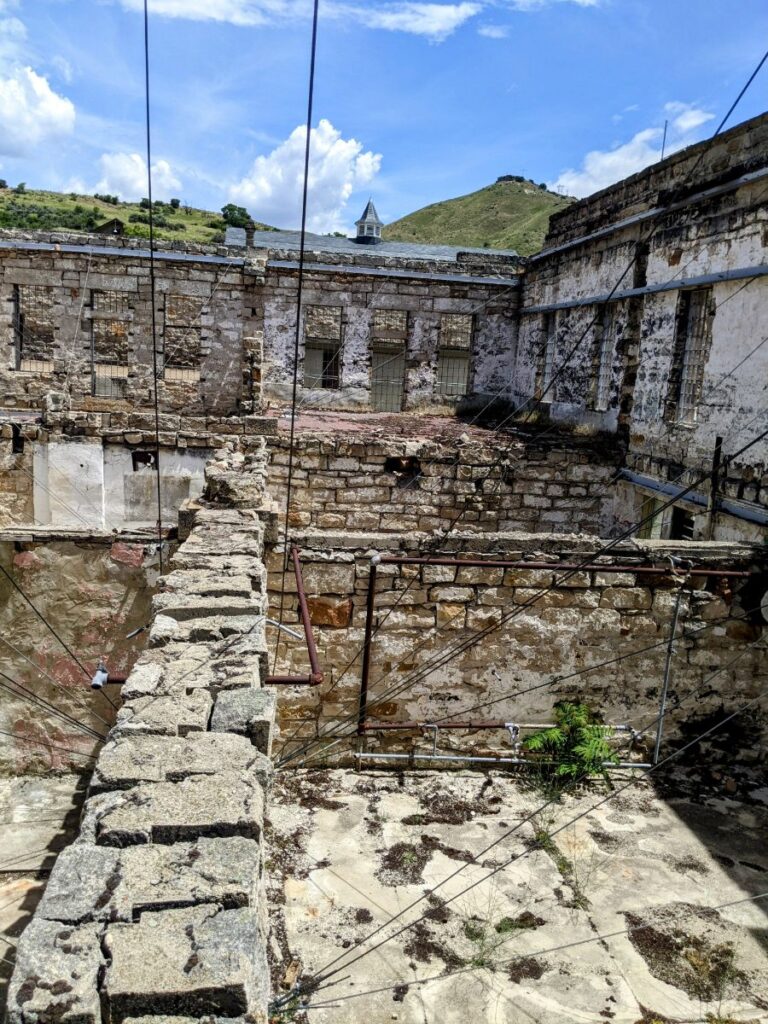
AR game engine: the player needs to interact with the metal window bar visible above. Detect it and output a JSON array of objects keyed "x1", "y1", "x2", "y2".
[
  {"x1": 16, "y1": 285, "x2": 55, "y2": 369},
  {"x1": 636, "y1": 495, "x2": 663, "y2": 540},
  {"x1": 371, "y1": 342, "x2": 405, "y2": 412},
  {"x1": 163, "y1": 294, "x2": 203, "y2": 376},
  {"x1": 304, "y1": 341, "x2": 341, "y2": 389},
  {"x1": 436, "y1": 348, "x2": 470, "y2": 396},
  {"x1": 677, "y1": 289, "x2": 713, "y2": 424},
  {"x1": 593, "y1": 305, "x2": 614, "y2": 411}
]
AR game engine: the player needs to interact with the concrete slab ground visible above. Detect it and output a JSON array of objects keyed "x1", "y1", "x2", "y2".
[
  {"x1": 266, "y1": 769, "x2": 768, "y2": 1024},
  {"x1": 0, "y1": 773, "x2": 88, "y2": 1017}
]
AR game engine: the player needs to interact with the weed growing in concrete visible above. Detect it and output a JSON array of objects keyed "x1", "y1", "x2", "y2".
[{"x1": 524, "y1": 701, "x2": 618, "y2": 782}]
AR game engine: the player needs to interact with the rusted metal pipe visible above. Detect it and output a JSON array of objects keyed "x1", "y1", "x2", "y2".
[
  {"x1": 291, "y1": 545, "x2": 324, "y2": 685},
  {"x1": 379, "y1": 555, "x2": 752, "y2": 578},
  {"x1": 358, "y1": 557, "x2": 379, "y2": 735},
  {"x1": 264, "y1": 547, "x2": 324, "y2": 687}
]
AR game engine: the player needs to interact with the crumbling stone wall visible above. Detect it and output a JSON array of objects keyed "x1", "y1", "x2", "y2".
[
  {"x1": 269, "y1": 430, "x2": 618, "y2": 535},
  {"x1": 269, "y1": 531, "x2": 767, "y2": 764},
  {"x1": 6, "y1": 444, "x2": 277, "y2": 1023},
  {"x1": 514, "y1": 113, "x2": 768, "y2": 542},
  {"x1": 261, "y1": 259, "x2": 518, "y2": 412},
  {"x1": 0, "y1": 231, "x2": 265, "y2": 420}
]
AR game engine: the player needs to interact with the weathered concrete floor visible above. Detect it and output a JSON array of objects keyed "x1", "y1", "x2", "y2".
[
  {"x1": 266, "y1": 769, "x2": 768, "y2": 1024},
  {"x1": 0, "y1": 773, "x2": 88, "y2": 1016}
]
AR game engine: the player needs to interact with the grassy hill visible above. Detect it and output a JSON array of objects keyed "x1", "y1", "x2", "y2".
[
  {"x1": 382, "y1": 177, "x2": 574, "y2": 256},
  {"x1": 0, "y1": 185, "x2": 275, "y2": 245}
]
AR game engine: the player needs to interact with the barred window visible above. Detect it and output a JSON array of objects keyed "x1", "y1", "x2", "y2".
[
  {"x1": 592, "y1": 305, "x2": 615, "y2": 412},
  {"x1": 636, "y1": 495, "x2": 663, "y2": 540},
  {"x1": 164, "y1": 293, "x2": 201, "y2": 381},
  {"x1": 304, "y1": 305, "x2": 342, "y2": 389},
  {"x1": 665, "y1": 288, "x2": 715, "y2": 425},
  {"x1": 14, "y1": 285, "x2": 55, "y2": 371},
  {"x1": 91, "y1": 289, "x2": 131, "y2": 398},
  {"x1": 436, "y1": 313, "x2": 472, "y2": 398}
]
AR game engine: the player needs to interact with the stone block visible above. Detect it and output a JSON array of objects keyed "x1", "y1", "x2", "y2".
[
  {"x1": 103, "y1": 906, "x2": 268, "y2": 1022},
  {"x1": 93, "y1": 773, "x2": 265, "y2": 846},
  {"x1": 455, "y1": 565, "x2": 504, "y2": 586},
  {"x1": 6, "y1": 920, "x2": 104, "y2": 1024},
  {"x1": 211, "y1": 690, "x2": 276, "y2": 757},
  {"x1": 599, "y1": 587, "x2": 653, "y2": 610},
  {"x1": 306, "y1": 595, "x2": 353, "y2": 628},
  {"x1": 115, "y1": 691, "x2": 212, "y2": 737},
  {"x1": 37, "y1": 845, "x2": 127, "y2": 923},
  {"x1": 91, "y1": 733, "x2": 270, "y2": 792},
  {"x1": 159, "y1": 570, "x2": 255, "y2": 599},
  {"x1": 435, "y1": 602, "x2": 466, "y2": 630},
  {"x1": 152, "y1": 592, "x2": 264, "y2": 622},
  {"x1": 428, "y1": 585, "x2": 474, "y2": 603},
  {"x1": 593, "y1": 571, "x2": 637, "y2": 587}
]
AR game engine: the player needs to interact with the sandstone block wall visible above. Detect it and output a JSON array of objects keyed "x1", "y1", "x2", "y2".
[
  {"x1": 6, "y1": 444, "x2": 277, "y2": 1024},
  {"x1": 269, "y1": 431, "x2": 619, "y2": 536},
  {"x1": 0, "y1": 231, "x2": 265, "y2": 420},
  {"x1": 269, "y1": 531, "x2": 767, "y2": 764}
]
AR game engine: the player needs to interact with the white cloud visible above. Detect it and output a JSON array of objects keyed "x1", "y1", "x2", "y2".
[
  {"x1": 478, "y1": 23, "x2": 508, "y2": 37},
  {"x1": 502, "y1": 0, "x2": 599, "y2": 8},
  {"x1": 0, "y1": 12, "x2": 25, "y2": 61},
  {"x1": 230, "y1": 118, "x2": 381, "y2": 232},
  {"x1": 548, "y1": 103, "x2": 715, "y2": 198},
  {"x1": 96, "y1": 152, "x2": 182, "y2": 200},
  {"x1": 348, "y1": 2, "x2": 481, "y2": 39},
  {"x1": 51, "y1": 55, "x2": 73, "y2": 83},
  {"x1": 0, "y1": 66, "x2": 75, "y2": 157},
  {"x1": 116, "y1": 0, "x2": 480, "y2": 40}
]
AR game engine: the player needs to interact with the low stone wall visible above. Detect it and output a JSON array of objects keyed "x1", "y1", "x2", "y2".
[
  {"x1": 269, "y1": 430, "x2": 619, "y2": 535},
  {"x1": 7, "y1": 444, "x2": 277, "y2": 1023},
  {"x1": 269, "y1": 531, "x2": 767, "y2": 764}
]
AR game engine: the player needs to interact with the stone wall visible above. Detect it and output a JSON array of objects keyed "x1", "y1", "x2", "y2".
[
  {"x1": 0, "y1": 539, "x2": 153, "y2": 773},
  {"x1": 513, "y1": 113, "x2": 768, "y2": 543},
  {"x1": 6, "y1": 444, "x2": 277, "y2": 1023},
  {"x1": 268, "y1": 531, "x2": 767, "y2": 765},
  {"x1": 269, "y1": 429, "x2": 619, "y2": 536},
  {"x1": 261, "y1": 261, "x2": 518, "y2": 412},
  {"x1": 0, "y1": 231, "x2": 265, "y2": 420}
]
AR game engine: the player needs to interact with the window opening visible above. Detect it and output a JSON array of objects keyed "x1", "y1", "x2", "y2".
[
  {"x1": 91, "y1": 289, "x2": 132, "y2": 398},
  {"x1": 131, "y1": 450, "x2": 156, "y2": 471},
  {"x1": 11, "y1": 424, "x2": 24, "y2": 455},
  {"x1": 636, "y1": 494, "x2": 663, "y2": 539},
  {"x1": 592, "y1": 305, "x2": 615, "y2": 412},
  {"x1": 437, "y1": 314, "x2": 472, "y2": 398},
  {"x1": 164, "y1": 293, "x2": 202, "y2": 383},
  {"x1": 370, "y1": 310, "x2": 408, "y2": 412},
  {"x1": 665, "y1": 288, "x2": 715, "y2": 425},
  {"x1": 670, "y1": 505, "x2": 695, "y2": 540},
  {"x1": 304, "y1": 306, "x2": 342, "y2": 389},
  {"x1": 14, "y1": 285, "x2": 55, "y2": 371}
]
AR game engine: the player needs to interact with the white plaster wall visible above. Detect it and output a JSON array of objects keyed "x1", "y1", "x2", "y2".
[
  {"x1": 103, "y1": 445, "x2": 209, "y2": 528},
  {"x1": 33, "y1": 441, "x2": 105, "y2": 529}
]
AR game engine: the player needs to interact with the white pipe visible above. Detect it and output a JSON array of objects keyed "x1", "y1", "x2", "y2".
[{"x1": 353, "y1": 752, "x2": 651, "y2": 769}]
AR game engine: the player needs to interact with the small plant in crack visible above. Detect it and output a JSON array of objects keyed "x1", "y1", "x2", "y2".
[{"x1": 524, "y1": 700, "x2": 618, "y2": 783}]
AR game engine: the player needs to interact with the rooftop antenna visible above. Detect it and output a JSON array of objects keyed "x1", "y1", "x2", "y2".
[{"x1": 661, "y1": 119, "x2": 669, "y2": 161}]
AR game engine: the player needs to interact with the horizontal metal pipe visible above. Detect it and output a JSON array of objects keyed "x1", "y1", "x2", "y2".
[
  {"x1": 354, "y1": 752, "x2": 651, "y2": 769},
  {"x1": 379, "y1": 555, "x2": 752, "y2": 577},
  {"x1": 361, "y1": 720, "x2": 556, "y2": 731},
  {"x1": 265, "y1": 674, "x2": 316, "y2": 685}
]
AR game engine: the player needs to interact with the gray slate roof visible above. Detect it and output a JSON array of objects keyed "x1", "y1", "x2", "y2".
[
  {"x1": 244, "y1": 229, "x2": 519, "y2": 264},
  {"x1": 356, "y1": 200, "x2": 383, "y2": 226}
]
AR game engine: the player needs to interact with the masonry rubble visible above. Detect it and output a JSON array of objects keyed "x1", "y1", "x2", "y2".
[{"x1": 6, "y1": 443, "x2": 277, "y2": 1024}]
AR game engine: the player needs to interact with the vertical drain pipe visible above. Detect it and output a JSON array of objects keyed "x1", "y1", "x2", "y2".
[
  {"x1": 653, "y1": 586, "x2": 684, "y2": 764},
  {"x1": 358, "y1": 555, "x2": 379, "y2": 735}
]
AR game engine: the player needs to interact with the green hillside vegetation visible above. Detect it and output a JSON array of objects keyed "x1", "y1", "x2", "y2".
[
  {"x1": 382, "y1": 176, "x2": 574, "y2": 256},
  {"x1": 0, "y1": 184, "x2": 275, "y2": 244}
]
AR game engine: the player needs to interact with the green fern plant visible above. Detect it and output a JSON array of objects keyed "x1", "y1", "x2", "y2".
[{"x1": 524, "y1": 701, "x2": 618, "y2": 780}]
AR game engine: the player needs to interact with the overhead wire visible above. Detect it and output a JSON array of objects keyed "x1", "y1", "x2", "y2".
[
  {"x1": 0, "y1": 672, "x2": 106, "y2": 742},
  {"x1": 143, "y1": 0, "x2": 164, "y2": 574},
  {"x1": 273, "y1": 0, "x2": 321, "y2": 670},
  {"x1": 0, "y1": 727, "x2": 100, "y2": 762}
]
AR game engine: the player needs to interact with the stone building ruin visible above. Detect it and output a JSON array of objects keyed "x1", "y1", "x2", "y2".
[{"x1": 0, "y1": 112, "x2": 766, "y2": 1023}]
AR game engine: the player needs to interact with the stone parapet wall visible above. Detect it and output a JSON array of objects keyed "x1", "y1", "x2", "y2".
[
  {"x1": 269, "y1": 530, "x2": 767, "y2": 765},
  {"x1": 269, "y1": 431, "x2": 619, "y2": 536},
  {"x1": 7, "y1": 445, "x2": 277, "y2": 1023}
]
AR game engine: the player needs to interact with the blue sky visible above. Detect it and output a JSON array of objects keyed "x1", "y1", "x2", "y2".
[{"x1": 0, "y1": 0, "x2": 766, "y2": 232}]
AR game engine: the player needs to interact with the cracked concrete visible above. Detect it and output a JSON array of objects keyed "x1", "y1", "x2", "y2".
[{"x1": 266, "y1": 769, "x2": 768, "y2": 1024}]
